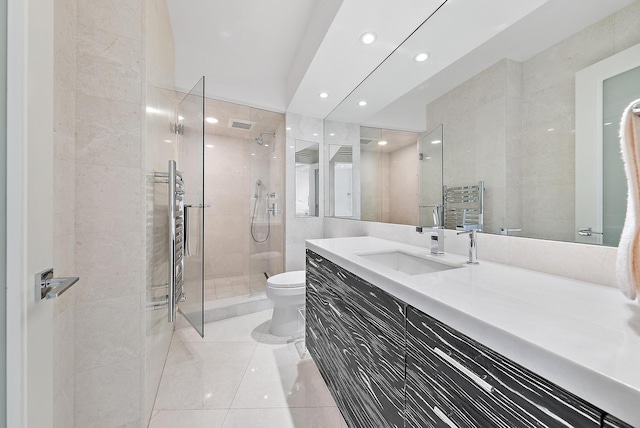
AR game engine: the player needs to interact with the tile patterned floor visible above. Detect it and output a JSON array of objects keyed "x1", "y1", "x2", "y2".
[{"x1": 150, "y1": 310, "x2": 348, "y2": 428}]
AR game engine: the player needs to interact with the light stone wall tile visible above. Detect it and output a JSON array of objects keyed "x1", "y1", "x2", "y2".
[
  {"x1": 75, "y1": 357, "x2": 142, "y2": 427},
  {"x1": 75, "y1": 163, "x2": 141, "y2": 236},
  {"x1": 614, "y1": 1, "x2": 640, "y2": 52},
  {"x1": 75, "y1": 94, "x2": 142, "y2": 168},
  {"x1": 76, "y1": 0, "x2": 142, "y2": 41},
  {"x1": 75, "y1": 230, "x2": 141, "y2": 303},
  {"x1": 53, "y1": 377, "x2": 75, "y2": 428},
  {"x1": 53, "y1": 307, "x2": 75, "y2": 394},
  {"x1": 54, "y1": 158, "x2": 75, "y2": 237},
  {"x1": 75, "y1": 295, "x2": 142, "y2": 372},
  {"x1": 76, "y1": 24, "x2": 142, "y2": 103}
]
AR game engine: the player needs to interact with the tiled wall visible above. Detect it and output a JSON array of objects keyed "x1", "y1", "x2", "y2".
[
  {"x1": 53, "y1": 0, "x2": 77, "y2": 425},
  {"x1": 389, "y1": 143, "x2": 418, "y2": 226},
  {"x1": 285, "y1": 113, "x2": 324, "y2": 271},
  {"x1": 427, "y1": 59, "x2": 522, "y2": 235}
]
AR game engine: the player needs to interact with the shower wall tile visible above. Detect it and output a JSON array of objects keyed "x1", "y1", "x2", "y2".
[
  {"x1": 76, "y1": 24, "x2": 142, "y2": 103},
  {"x1": 54, "y1": 158, "x2": 76, "y2": 237},
  {"x1": 75, "y1": 295, "x2": 142, "y2": 372},
  {"x1": 75, "y1": 357, "x2": 142, "y2": 428},
  {"x1": 389, "y1": 143, "x2": 418, "y2": 226},
  {"x1": 53, "y1": 378, "x2": 75, "y2": 428},
  {"x1": 75, "y1": 94, "x2": 142, "y2": 168}
]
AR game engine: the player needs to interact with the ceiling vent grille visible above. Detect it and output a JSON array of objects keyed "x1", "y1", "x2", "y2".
[
  {"x1": 360, "y1": 138, "x2": 374, "y2": 145},
  {"x1": 228, "y1": 118, "x2": 254, "y2": 130}
]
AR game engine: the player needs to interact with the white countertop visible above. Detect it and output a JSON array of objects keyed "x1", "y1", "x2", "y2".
[{"x1": 306, "y1": 236, "x2": 640, "y2": 426}]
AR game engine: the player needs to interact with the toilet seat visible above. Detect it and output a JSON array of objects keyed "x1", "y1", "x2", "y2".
[{"x1": 267, "y1": 270, "x2": 305, "y2": 289}]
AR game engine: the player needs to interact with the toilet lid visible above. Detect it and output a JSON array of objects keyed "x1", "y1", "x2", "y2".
[{"x1": 267, "y1": 270, "x2": 306, "y2": 288}]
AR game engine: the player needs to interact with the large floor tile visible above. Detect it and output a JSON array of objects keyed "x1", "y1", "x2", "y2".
[
  {"x1": 155, "y1": 342, "x2": 256, "y2": 410},
  {"x1": 175, "y1": 310, "x2": 271, "y2": 343},
  {"x1": 221, "y1": 407, "x2": 345, "y2": 428},
  {"x1": 149, "y1": 409, "x2": 227, "y2": 428},
  {"x1": 230, "y1": 342, "x2": 336, "y2": 409}
]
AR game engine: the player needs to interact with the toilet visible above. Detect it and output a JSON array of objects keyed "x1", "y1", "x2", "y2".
[{"x1": 265, "y1": 270, "x2": 306, "y2": 336}]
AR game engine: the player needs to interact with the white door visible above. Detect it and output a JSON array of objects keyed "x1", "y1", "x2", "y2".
[
  {"x1": 6, "y1": 0, "x2": 56, "y2": 426},
  {"x1": 575, "y1": 42, "x2": 640, "y2": 245}
]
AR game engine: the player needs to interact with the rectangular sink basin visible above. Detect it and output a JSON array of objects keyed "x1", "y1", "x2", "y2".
[{"x1": 357, "y1": 250, "x2": 461, "y2": 275}]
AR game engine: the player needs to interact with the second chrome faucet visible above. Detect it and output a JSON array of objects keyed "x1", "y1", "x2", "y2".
[{"x1": 457, "y1": 229, "x2": 479, "y2": 264}]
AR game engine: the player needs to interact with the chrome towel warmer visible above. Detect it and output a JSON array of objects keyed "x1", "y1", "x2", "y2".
[
  {"x1": 152, "y1": 160, "x2": 185, "y2": 322},
  {"x1": 443, "y1": 181, "x2": 484, "y2": 231}
]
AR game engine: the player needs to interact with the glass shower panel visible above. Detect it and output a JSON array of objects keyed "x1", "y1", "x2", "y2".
[
  {"x1": 419, "y1": 125, "x2": 444, "y2": 228},
  {"x1": 602, "y1": 66, "x2": 640, "y2": 247},
  {"x1": 177, "y1": 77, "x2": 205, "y2": 337}
]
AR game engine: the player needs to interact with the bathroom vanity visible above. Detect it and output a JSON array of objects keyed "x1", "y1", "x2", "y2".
[{"x1": 305, "y1": 237, "x2": 640, "y2": 428}]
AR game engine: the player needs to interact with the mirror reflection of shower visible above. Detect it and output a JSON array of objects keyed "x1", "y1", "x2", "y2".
[{"x1": 251, "y1": 179, "x2": 277, "y2": 243}]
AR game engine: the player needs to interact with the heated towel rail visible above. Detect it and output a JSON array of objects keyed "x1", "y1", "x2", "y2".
[
  {"x1": 443, "y1": 181, "x2": 484, "y2": 231},
  {"x1": 152, "y1": 160, "x2": 185, "y2": 322}
]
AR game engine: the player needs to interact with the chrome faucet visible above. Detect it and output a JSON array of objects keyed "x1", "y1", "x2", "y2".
[
  {"x1": 416, "y1": 226, "x2": 445, "y2": 255},
  {"x1": 457, "y1": 229, "x2": 479, "y2": 264}
]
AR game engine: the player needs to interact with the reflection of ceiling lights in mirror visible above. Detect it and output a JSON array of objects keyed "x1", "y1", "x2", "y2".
[
  {"x1": 205, "y1": 117, "x2": 219, "y2": 124},
  {"x1": 286, "y1": 127, "x2": 291, "y2": 131},
  {"x1": 313, "y1": 133, "x2": 318, "y2": 136},
  {"x1": 206, "y1": 144, "x2": 214, "y2": 148},
  {"x1": 358, "y1": 100, "x2": 367, "y2": 107},
  {"x1": 431, "y1": 139, "x2": 442, "y2": 144},
  {"x1": 378, "y1": 140, "x2": 388, "y2": 146},
  {"x1": 359, "y1": 32, "x2": 376, "y2": 45},
  {"x1": 414, "y1": 52, "x2": 429, "y2": 62},
  {"x1": 329, "y1": 133, "x2": 335, "y2": 136},
  {"x1": 319, "y1": 92, "x2": 329, "y2": 99},
  {"x1": 164, "y1": 139, "x2": 172, "y2": 143}
]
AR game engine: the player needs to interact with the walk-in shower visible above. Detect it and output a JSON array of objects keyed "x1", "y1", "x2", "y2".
[{"x1": 201, "y1": 98, "x2": 285, "y2": 309}]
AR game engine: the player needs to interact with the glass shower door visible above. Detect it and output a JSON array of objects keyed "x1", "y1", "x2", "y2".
[{"x1": 177, "y1": 77, "x2": 205, "y2": 337}]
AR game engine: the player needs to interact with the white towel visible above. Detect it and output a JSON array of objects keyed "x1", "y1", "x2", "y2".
[{"x1": 616, "y1": 99, "x2": 640, "y2": 301}]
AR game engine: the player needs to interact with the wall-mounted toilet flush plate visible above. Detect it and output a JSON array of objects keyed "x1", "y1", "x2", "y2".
[{"x1": 35, "y1": 268, "x2": 79, "y2": 301}]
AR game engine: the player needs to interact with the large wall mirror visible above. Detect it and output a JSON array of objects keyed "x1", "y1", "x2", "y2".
[
  {"x1": 323, "y1": 0, "x2": 640, "y2": 246},
  {"x1": 295, "y1": 139, "x2": 320, "y2": 217}
]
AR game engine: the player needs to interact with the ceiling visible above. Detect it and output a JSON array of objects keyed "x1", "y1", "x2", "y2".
[
  {"x1": 167, "y1": 0, "x2": 635, "y2": 123},
  {"x1": 166, "y1": 0, "x2": 448, "y2": 116}
]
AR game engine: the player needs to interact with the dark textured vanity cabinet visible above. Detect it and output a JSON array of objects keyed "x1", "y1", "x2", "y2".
[
  {"x1": 406, "y1": 307, "x2": 602, "y2": 428},
  {"x1": 305, "y1": 249, "x2": 634, "y2": 428},
  {"x1": 305, "y1": 250, "x2": 406, "y2": 428}
]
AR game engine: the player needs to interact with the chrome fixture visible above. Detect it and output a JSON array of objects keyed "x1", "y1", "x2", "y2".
[
  {"x1": 251, "y1": 179, "x2": 272, "y2": 243},
  {"x1": 35, "y1": 268, "x2": 79, "y2": 301},
  {"x1": 254, "y1": 132, "x2": 276, "y2": 146},
  {"x1": 444, "y1": 181, "x2": 484, "y2": 231},
  {"x1": 153, "y1": 160, "x2": 185, "y2": 322},
  {"x1": 457, "y1": 229, "x2": 479, "y2": 264},
  {"x1": 499, "y1": 227, "x2": 522, "y2": 236},
  {"x1": 578, "y1": 227, "x2": 603, "y2": 237},
  {"x1": 416, "y1": 226, "x2": 445, "y2": 255}
]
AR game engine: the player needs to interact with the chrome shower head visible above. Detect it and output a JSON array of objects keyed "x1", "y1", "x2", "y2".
[{"x1": 255, "y1": 136, "x2": 264, "y2": 145}]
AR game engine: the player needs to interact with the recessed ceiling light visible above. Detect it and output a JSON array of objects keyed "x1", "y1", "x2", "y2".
[
  {"x1": 319, "y1": 92, "x2": 329, "y2": 99},
  {"x1": 264, "y1": 144, "x2": 269, "y2": 147},
  {"x1": 273, "y1": 156, "x2": 277, "y2": 159},
  {"x1": 206, "y1": 144, "x2": 214, "y2": 148},
  {"x1": 378, "y1": 140, "x2": 388, "y2": 146},
  {"x1": 178, "y1": 115, "x2": 184, "y2": 121},
  {"x1": 329, "y1": 133, "x2": 335, "y2": 136},
  {"x1": 358, "y1": 100, "x2": 367, "y2": 107},
  {"x1": 360, "y1": 32, "x2": 376, "y2": 45},
  {"x1": 251, "y1": 153, "x2": 255, "y2": 156},
  {"x1": 146, "y1": 106, "x2": 159, "y2": 114},
  {"x1": 604, "y1": 122, "x2": 612, "y2": 126},
  {"x1": 163, "y1": 139, "x2": 172, "y2": 143},
  {"x1": 289, "y1": 145, "x2": 294, "y2": 148},
  {"x1": 431, "y1": 139, "x2": 442, "y2": 144},
  {"x1": 425, "y1": 156, "x2": 432, "y2": 160},
  {"x1": 205, "y1": 117, "x2": 219, "y2": 124},
  {"x1": 414, "y1": 52, "x2": 429, "y2": 62},
  {"x1": 313, "y1": 133, "x2": 318, "y2": 136},
  {"x1": 547, "y1": 128, "x2": 555, "y2": 132},
  {"x1": 286, "y1": 127, "x2": 291, "y2": 131}
]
